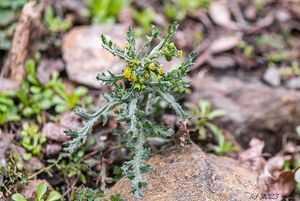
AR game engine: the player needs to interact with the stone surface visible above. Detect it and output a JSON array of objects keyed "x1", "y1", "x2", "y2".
[
  {"x1": 286, "y1": 77, "x2": 300, "y2": 90},
  {"x1": 107, "y1": 144, "x2": 261, "y2": 201},
  {"x1": 42, "y1": 122, "x2": 70, "y2": 142},
  {"x1": 62, "y1": 24, "x2": 127, "y2": 88},
  {"x1": 191, "y1": 73, "x2": 300, "y2": 152},
  {"x1": 263, "y1": 68, "x2": 281, "y2": 87}
]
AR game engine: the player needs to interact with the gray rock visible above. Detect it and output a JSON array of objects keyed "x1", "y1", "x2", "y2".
[
  {"x1": 62, "y1": 24, "x2": 127, "y2": 88},
  {"x1": 286, "y1": 77, "x2": 300, "y2": 90},
  {"x1": 263, "y1": 68, "x2": 281, "y2": 87},
  {"x1": 107, "y1": 144, "x2": 261, "y2": 201}
]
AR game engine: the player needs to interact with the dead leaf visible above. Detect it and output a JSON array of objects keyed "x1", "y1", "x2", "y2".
[
  {"x1": 209, "y1": 1, "x2": 239, "y2": 30},
  {"x1": 239, "y1": 138, "x2": 265, "y2": 173},
  {"x1": 263, "y1": 155, "x2": 285, "y2": 179},
  {"x1": 210, "y1": 35, "x2": 242, "y2": 54},
  {"x1": 269, "y1": 170, "x2": 297, "y2": 197},
  {"x1": 208, "y1": 55, "x2": 235, "y2": 69},
  {"x1": 171, "y1": 121, "x2": 190, "y2": 146}
]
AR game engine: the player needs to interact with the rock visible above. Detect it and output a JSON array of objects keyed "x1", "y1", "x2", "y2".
[
  {"x1": 42, "y1": 112, "x2": 82, "y2": 142},
  {"x1": 263, "y1": 68, "x2": 281, "y2": 87},
  {"x1": 42, "y1": 122, "x2": 70, "y2": 142},
  {"x1": 62, "y1": 24, "x2": 127, "y2": 88},
  {"x1": 46, "y1": 143, "x2": 62, "y2": 156},
  {"x1": 286, "y1": 77, "x2": 300, "y2": 90},
  {"x1": 190, "y1": 73, "x2": 300, "y2": 152},
  {"x1": 107, "y1": 144, "x2": 261, "y2": 200}
]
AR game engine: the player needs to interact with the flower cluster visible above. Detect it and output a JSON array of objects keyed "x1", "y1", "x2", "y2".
[{"x1": 122, "y1": 41, "x2": 183, "y2": 92}]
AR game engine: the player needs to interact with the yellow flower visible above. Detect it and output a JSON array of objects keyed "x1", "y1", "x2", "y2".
[
  {"x1": 148, "y1": 63, "x2": 156, "y2": 71},
  {"x1": 158, "y1": 67, "x2": 163, "y2": 75},
  {"x1": 123, "y1": 68, "x2": 132, "y2": 79},
  {"x1": 144, "y1": 72, "x2": 150, "y2": 79},
  {"x1": 179, "y1": 50, "x2": 183, "y2": 59}
]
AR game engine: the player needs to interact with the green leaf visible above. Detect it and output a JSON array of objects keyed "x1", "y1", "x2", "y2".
[
  {"x1": 208, "y1": 109, "x2": 226, "y2": 120},
  {"x1": 205, "y1": 122, "x2": 224, "y2": 143},
  {"x1": 154, "y1": 89, "x2": 188, "y2": 120},
  {"x1": 199, "y1": 100, "x2": 210, "y2": 115},
  {"x1": 73, "y1": 86, "x2": 88, "y2": 97},
  {"x1": 46, "y1": 191, "x2": 61, "y2": 201},
  {"x1": 23, "y1": 152, "x2": 32, "y2": 160},
  {"x1": 0, "y1": 9, "x2": 14, "y2": 25},
  {"x1": 36, "y1": 182, "x2": 48, "y2": 201},
  {"x1": 198, "y1": 126, "x2": 206, "y2": 140},
  {"x1": 54, "y1": 104, "x2": 68, "y2": 113},
  {"x1": 12, "y1": 193, "x2": 28, "y2": 201}
]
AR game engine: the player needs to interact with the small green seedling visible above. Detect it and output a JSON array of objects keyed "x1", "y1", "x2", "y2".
[
  {"x1": 237, "y1": 40, "x2": 254, "y2": 59},
  {"x1": 20, "y1": 122, "x2": 46, "y2": 160},
  {"x1": 72, "y1": 186, "x2": 124, "y2": 201},
  {"x1": 64, "y1": 22, "x2": 195, "y2": 197},
  {"x1": 12, "y1": 181, "x2": 61, "y2": 201},
  {"x1": 189, "y1": 100, "x2": 238, "y2": 155},
  {"x1": 86, "y1": 0, "x2": 130, "y2": 23},
  {"x1": 17, "y1": 58, "x2": 89, "y2": 121},
  {"x1": 44, "y1": 6, "x2": 71, "y2": 33},
  {"x1": 164, "y1": 0, "x2": 210, "y2": 21},
  {"x1": 133, "y1": 8, "x2": 156, "y2": 37},
  {"x1": 0, "y1": 91, "x2": 20, "y2": 125},
  {"x1": 0, "y1": 0, "x2": 28, "y2": 50},
  {"x1": 280, "y1": 62, "x2": 300, "y2": 80}
]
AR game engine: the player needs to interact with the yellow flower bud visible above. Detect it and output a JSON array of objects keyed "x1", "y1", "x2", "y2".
[
  {"x1": 144, "y1": 73, "x2": 150, "y2": 79},
  {"x1": 148, "y1": 63, "x2": 156, "y2": 71},
  {"x1": 158, "y1": 67, "x2": 163, "y2": 75},
  {"x1": 133, "y1": 83, "x2": 141, "y2": 90},
  {"x1": 128, "y1": 61, "x2": 134, "y2": 67},
  {"x1": 179, "y1": 50, "x2": 183, "y2": 59}
]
